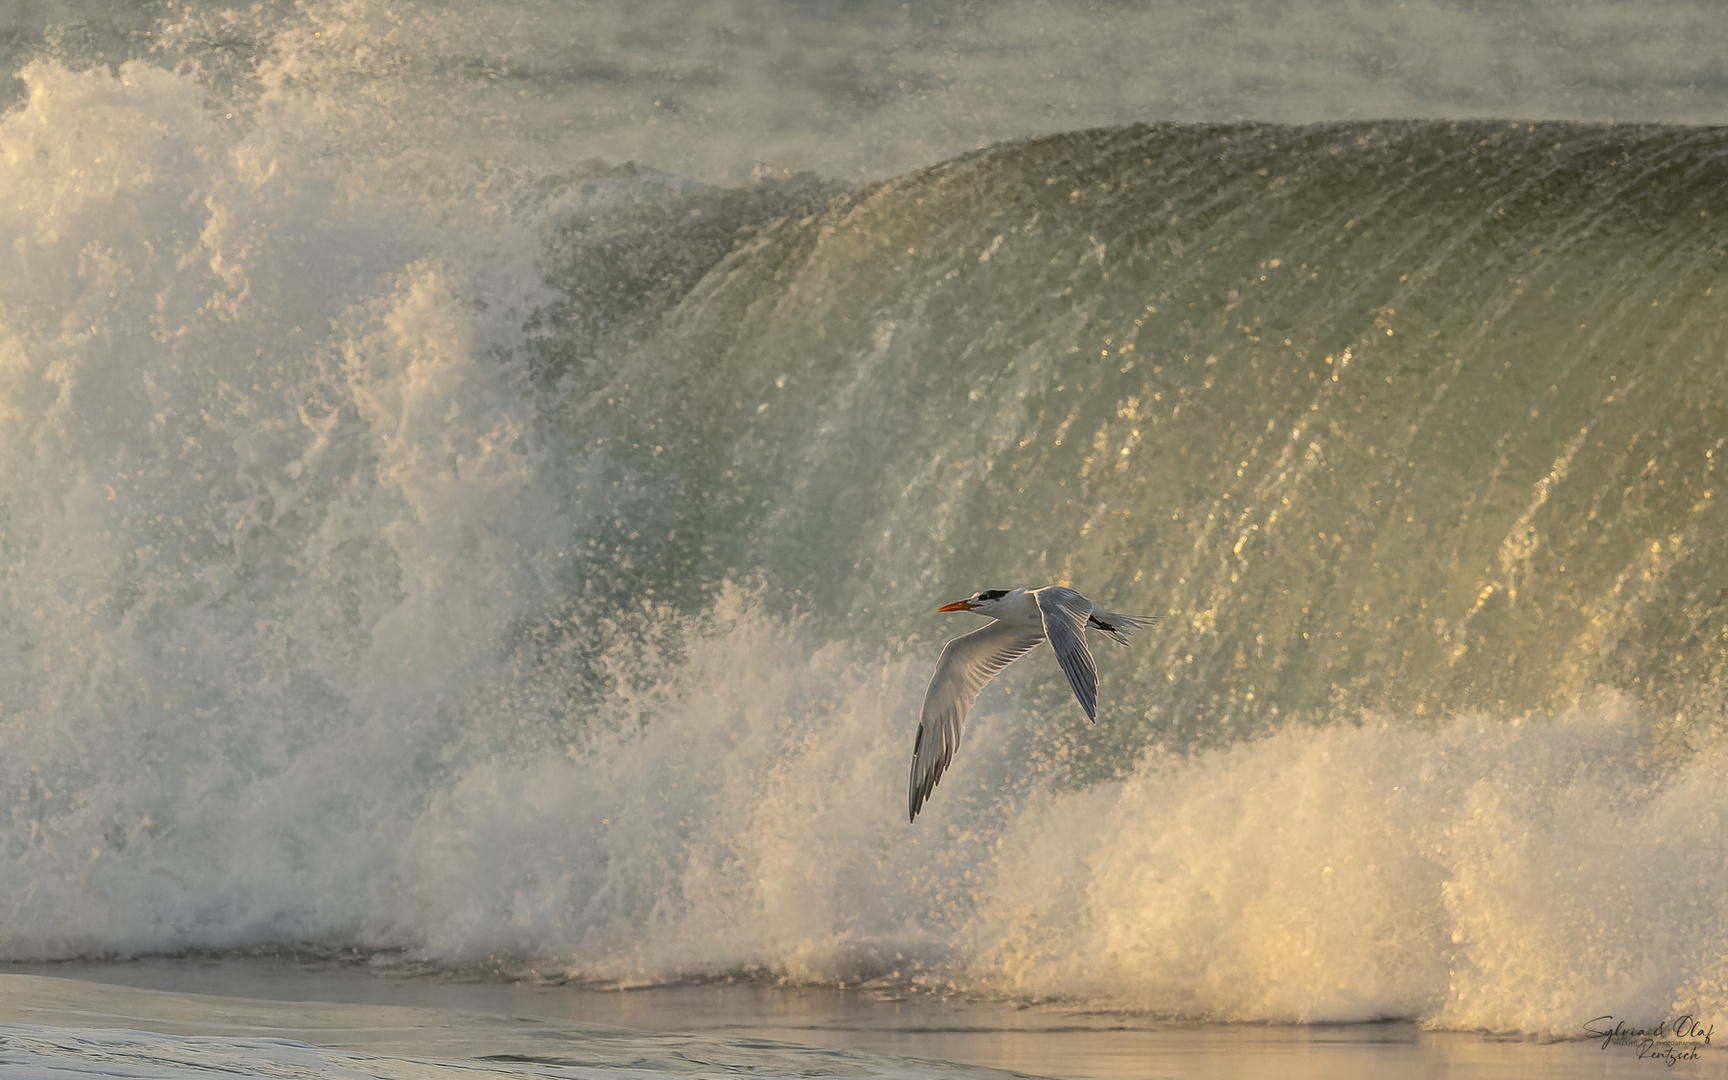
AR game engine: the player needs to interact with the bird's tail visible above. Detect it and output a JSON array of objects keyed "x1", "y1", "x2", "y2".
[{"x1": 1089, "y1": 609, "x2": 1161, "y2": 646}]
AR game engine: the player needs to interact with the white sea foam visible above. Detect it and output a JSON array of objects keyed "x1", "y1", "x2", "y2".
[
  {"x1": 972, "y1": 693, "x2": 1728, "y2": 1031},
  {"x1": 372, "y1": 613, "x2": 1728, "y2": 1035},
  {"x1": 0, "y1": 54, "x2": 573, "y2": 954}
]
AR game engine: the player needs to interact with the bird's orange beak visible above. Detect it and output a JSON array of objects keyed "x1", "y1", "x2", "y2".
[{"x1": 936, "y1": 600, "x2": 977, "y2": 612}]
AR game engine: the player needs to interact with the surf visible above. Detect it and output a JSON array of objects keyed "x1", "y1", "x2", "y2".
[{"x1": 2, "y1": 21, "x2": 1726, "y2": 1037}]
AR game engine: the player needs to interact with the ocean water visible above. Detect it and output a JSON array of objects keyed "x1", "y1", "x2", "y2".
[
  {"x1": 1, "y1": 966, "x2": 1701, "y2": 1079},
  {"x1": 0, "y1": 971, "x2": 1042, "y2": 1080},
  {"x1": 4, "y1": 0, "x2": 1728, "y2": 1057}
]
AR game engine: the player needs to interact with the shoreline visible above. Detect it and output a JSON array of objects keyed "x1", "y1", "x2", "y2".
[{"x1": 4, "y1": 962, "x2": 1720, "y2": 1078}]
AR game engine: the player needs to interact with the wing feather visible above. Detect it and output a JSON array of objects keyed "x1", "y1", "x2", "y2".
[
  {"x1": 1035, "y1": 587, "x2": 1100, "y2": 722},
  {"x1": 908, "y1": 620, "x2": 1044, "y2": 821}
]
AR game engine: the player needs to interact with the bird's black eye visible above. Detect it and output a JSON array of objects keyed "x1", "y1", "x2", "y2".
[{"x1": 978, "y1": 589, "x2": 1009, "y2": 601}]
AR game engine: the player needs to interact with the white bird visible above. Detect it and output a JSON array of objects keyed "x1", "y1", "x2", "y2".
[{"x1": 907, "y1": 586, "x2": 1157, "y2": 821}]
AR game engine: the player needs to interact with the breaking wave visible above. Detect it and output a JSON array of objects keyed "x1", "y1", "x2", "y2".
[{"x1": 3, "y1": 1, "x2": 1727, "y2": 1036}]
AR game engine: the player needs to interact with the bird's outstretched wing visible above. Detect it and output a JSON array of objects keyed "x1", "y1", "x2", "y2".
[
  {"x1": 909, "y1": 620, "x2": 1045, "y2": 821},
  {"x1": 1035, "y1": 587, "x2": 1100, "y2": 721}
]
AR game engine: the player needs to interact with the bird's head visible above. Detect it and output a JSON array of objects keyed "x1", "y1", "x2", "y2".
[{"x1": 937, "y1": 589, "x2": 1013, "y2": 616}]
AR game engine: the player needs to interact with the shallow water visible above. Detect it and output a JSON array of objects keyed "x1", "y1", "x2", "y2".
[{"x1": 4, "y1": 963, "x2": 1723, "y2": 1078}]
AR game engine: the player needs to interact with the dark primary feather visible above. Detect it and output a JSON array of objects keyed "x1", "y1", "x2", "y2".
[{"x1": 1088, "y1": 610, "x2": 1159, "y2": 645}]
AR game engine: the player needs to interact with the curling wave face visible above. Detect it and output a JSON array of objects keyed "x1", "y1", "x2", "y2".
[{"x1": 2, "y1": 3, "x2": 1728, "y2": 1036}]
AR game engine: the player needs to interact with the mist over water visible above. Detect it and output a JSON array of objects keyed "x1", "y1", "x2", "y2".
[
  {"x1": 12, "y1": 0, "x2": 1728, "y2": 182},
  {"x1": 3, "y1": 0, "x2": 1728, "y2": 1038}
]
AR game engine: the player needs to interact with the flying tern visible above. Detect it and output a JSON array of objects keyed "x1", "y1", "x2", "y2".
[{"x1": 907, "y1": 586, "x2": 1157, "y2": 821}]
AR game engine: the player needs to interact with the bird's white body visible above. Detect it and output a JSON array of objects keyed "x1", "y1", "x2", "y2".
[{"x1": 907, "y1": 586, "x2": 1156, "y2": 821}]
